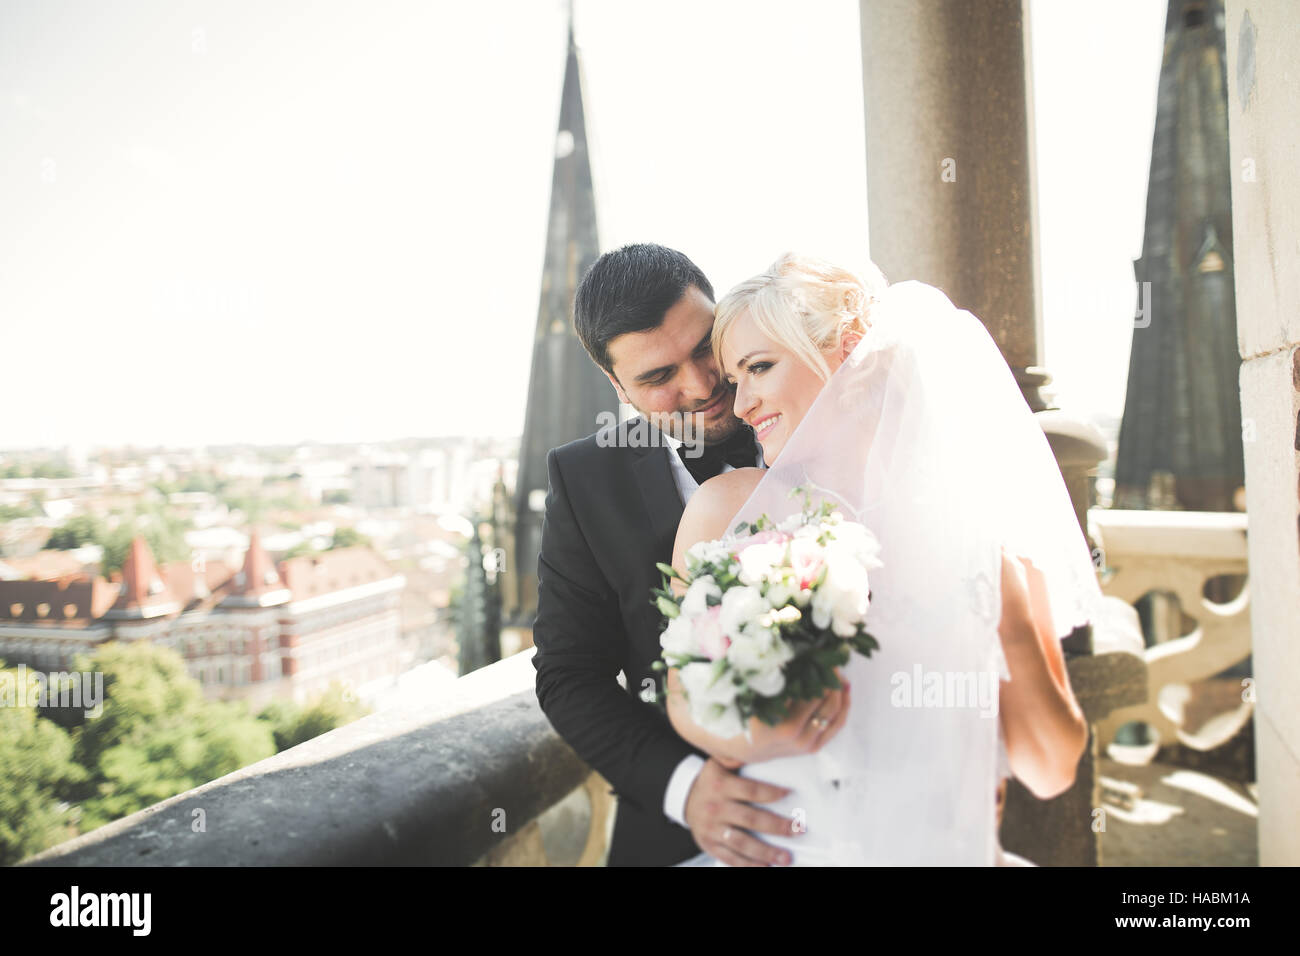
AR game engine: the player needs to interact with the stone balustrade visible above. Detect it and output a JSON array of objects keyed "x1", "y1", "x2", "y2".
[{"x1": 1089, "y1": 509, "x2": 1252, "y2": 753}]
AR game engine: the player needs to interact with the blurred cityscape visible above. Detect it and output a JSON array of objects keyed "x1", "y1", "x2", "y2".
[{"x1": 0, "y1": 434, "x2": 521, "y2": 709}]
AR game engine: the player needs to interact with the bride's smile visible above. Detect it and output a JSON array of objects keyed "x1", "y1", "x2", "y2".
[{"x1": 718, "y1": 308, "x2": 860, "y2": 464}]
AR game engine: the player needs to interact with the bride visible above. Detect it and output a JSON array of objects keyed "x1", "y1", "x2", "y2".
[{"x1": 665, "y1": 253, "x2": 1101, "y2": 866}]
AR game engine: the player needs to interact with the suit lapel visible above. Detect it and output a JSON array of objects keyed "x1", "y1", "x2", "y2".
[{"x1": 630, "y1": 429, "x2": 685, "y2": 558}]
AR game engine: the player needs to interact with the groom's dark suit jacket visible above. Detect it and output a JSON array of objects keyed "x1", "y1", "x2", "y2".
[{"x1": 532, "y1": 416, "x2": 705, "y2": 867}]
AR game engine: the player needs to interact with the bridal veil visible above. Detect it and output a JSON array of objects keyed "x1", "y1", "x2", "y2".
[{"x1": 726, "y1": 279, "x2": 1104, "y2": 864}]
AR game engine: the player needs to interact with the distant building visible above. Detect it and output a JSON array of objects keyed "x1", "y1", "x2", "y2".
[
  {"x1": 0, "y1": 530, "x2": 405, "y2": 707},
  {"x1": 0, "y1": 548, "x2": 96, "y2": 582}
]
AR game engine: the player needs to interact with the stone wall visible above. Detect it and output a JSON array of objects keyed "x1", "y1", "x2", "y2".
[{"x1": 1224, "y1": 0, "x2": 1300, "y2": 867}]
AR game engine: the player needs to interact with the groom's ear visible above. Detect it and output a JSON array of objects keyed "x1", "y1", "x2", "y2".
[{"x1": 603, "y1": 368, "x2": 631, "y2": 406}]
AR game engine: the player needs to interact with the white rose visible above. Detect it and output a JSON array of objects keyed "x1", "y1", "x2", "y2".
[
  {"x1": 726, "y1": 628, "x2": 795, "y2": 689},
  {"x1": 699, "y1": 701, "x2": 745, "y2": 739},
  {"x1": 763, "y1": 571, "x2": 796, "y2": 608},
  {"x1": 736, "y1": 542, "x2": 786, "y2": 587},
  {"x1": 681, "y1": 575, "x2": 721, "y2": 618},
  {"x1": 793, "y1": 523, "x2": 822, "y2": 540},
  {"x1": 686, "y1": 538, "x2": 732, "y2": 568},
  {"x1": 679, "y1": 661, "x2": 739, "y2": 705},
  {"x1": 719, "y1": 585, "x2": 767, "y2": 640},
  {"x1": 659, "y1": 613, "x2": 698, "y2": 657},
  {"x1": 678, "y1": 661, "x2": 744, "y2": 738},
  {"x1": 811, "y1": 546, "x2": 871, "y2": 636},
  {"x1": 747, "y1": 664, "x2": 786, "y2": 697},
  {"x1": 776, "y1": 512, "x2": 807, "y2": 534}
]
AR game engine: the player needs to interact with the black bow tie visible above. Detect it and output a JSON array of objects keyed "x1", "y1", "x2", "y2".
[{"x1": 676, "y1": 426, "x2": 759, "y2": 485}]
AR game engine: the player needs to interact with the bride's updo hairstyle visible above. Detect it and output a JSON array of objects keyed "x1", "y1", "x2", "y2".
[{"x1": 713, "y1": 253, "x2": 887, "y2": 382}]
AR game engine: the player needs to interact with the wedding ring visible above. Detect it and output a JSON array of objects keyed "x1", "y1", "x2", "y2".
[
  {"x1": 812, "y1": 715, "x2": 829, "y2": 730},
  {"x1": 722, "y1": 827, "x2": 733, "y2": 844}
]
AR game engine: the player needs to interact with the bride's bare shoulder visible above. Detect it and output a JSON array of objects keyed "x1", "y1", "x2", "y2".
[
  {"x1": 674, "y1": 467, "x2": 765, "y2": 561},
  {"x1": 698, "y1": 466, "x2": 765, "y2": 514}
]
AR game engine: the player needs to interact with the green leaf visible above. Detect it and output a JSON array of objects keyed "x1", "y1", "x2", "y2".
[
  {"x1": 655, "y1": 562, "x2": 684, "y2": 581},
  {"x1": 656, "y1": 596, "x2": 681, "y2": 619}
]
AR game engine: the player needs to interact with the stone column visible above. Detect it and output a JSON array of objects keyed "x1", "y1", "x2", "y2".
[
  {"x1": 861, "y1": 0, "x2": 1048, "y2": 407},
  {"x1": 860, "y1": 0, "x2": 1125, "y2": 866},
  {"x1": 1224, "y1": 0, "x2": 1300, "y2": 867}
]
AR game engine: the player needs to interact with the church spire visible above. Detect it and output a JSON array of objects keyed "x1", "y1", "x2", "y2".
[
  {"x1": 1113, "y1": 0, "x2": 1243, "y2": 512},
  {"x1": 511, "y1": 13, "x2": 616, "y2": 623}
]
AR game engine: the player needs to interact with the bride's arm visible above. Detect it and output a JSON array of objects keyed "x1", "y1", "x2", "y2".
[
  {"x1": 664, "y1": 469, "x2": 849, "y2": 765},
  {"x1": 996, "y1": 550, "x2": 1089, "y2": 799}
]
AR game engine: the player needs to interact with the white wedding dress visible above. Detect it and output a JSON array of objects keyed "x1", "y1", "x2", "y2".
[
  {"x1": 673, "y1": 281, "x2": 1098, "y2": 867},
  {"x1": 678, "y1": 655, "x2": 1035, "y2": 868}
]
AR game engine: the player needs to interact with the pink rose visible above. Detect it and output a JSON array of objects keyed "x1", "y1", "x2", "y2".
[
  {"x1": 738, "y1": 529, "x2": 791, "y2": 552},
  {"x1": 789, "y1": 539, "x2": 825, "y2": 590},
  {"x1": 695, "y1": 605, "x2": 731, "y2": 660}
]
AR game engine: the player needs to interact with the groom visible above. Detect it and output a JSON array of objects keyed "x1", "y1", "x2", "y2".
[{"x1": 532, "y1": 243, "x2": 799, "y2": 866}]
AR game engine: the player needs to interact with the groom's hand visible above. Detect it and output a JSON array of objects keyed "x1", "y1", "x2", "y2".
[{"x1": 684, "y1": 758, "x2": 798, "y2": 867}]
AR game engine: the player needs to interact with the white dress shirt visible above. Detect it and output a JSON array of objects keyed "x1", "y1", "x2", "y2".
[{"x1": 654, "y1": 426, "x2": 763, "y2": 828}]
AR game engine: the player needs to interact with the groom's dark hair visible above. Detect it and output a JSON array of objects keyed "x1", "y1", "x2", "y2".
[{"x1": 574, "y1": 243, "x2": 715, "y2": 374}]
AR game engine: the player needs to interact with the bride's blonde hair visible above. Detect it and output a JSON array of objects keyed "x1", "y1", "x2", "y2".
[{"x1": 713, "y1": 253, "x2": 887, "y2": 382}]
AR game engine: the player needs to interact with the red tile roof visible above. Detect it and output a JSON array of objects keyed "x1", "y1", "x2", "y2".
[
  {"x1": 228, "y1": 528, "x2": 285, "y2": 599},
  {"x1": 277, "y1": 547, "x2": 397, "y2": 599},
  {"x1": 108, "y1": 536, "x2": 179, "y2": 615},
  {"x1": 0, "y1": 550, "x2": 90, "y2": 581},
  {"x1": 0, "y1": 574, "x2": 121, "y2": 628}
]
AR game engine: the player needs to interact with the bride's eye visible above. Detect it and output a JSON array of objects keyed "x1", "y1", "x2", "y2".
[{"x1": 750, "y1": 361, "x2": 773, "y2": 375}]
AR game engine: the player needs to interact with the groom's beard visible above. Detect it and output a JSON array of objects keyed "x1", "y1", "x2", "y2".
[{"x1": 644, "y1": 385, "x2": 744, "y2": 446}]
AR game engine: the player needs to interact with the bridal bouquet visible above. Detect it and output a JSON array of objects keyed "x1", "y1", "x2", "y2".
[{"x1": 652, "y1": 493, "x2": 881, "y2": 739}]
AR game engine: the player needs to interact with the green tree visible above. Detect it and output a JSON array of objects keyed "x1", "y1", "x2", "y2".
[
  {"x1": 278, "y1": 541, "x2": 318, "y2": 562},
  {"x1": 330, "y1": 527, "x2": 371, "y2": 550},
  {"x1": 31, "y1": 461, "x2": 73, "y2": 479},
  {"x1": 0, "y1": 661, "x2": 86, "y2": 865},
  {"x1": 0, "y1": 500, "x2": 39, "y2": 521},
  {"x1": 69, "y1": 642, "x2": 275, "y2": 831},
  {"x1": 256, "y1": 682, "x2": 369, "y2": 753},
  {"x1": 179, "y1": 473, "x2": 219, "y2": 494},
  {"x1": 46, "y1": 514, "x2": 107, "y2": 550},
  {"x1": 99, "y1": 509, "x2": 191, "y2": 577}
]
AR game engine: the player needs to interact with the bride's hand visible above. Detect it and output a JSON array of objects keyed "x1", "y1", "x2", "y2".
[{"x1": 739, "y1": 675, "x2": 852, "y2": 764}]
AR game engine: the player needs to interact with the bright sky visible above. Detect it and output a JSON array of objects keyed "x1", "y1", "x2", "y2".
[{"x1": 0, "y1": 0, "x2": 1167, "y2": 450}]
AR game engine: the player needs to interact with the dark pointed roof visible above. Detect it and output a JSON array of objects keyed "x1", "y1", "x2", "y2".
[
  {"x1": 1114, "y1": 0, "x2": 1243, "y2": 512},
  {"x1": 512, "y1": 18, "x2": 618, "y2": 619}
]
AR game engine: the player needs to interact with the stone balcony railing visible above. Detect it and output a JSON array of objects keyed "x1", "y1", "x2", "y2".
[
  {"x1": 1089, "y1": 509, "x2": 1252, "y2": 755},
  {"x1": 22, "y1": 649, "x2": 614, "y2": 867}
]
